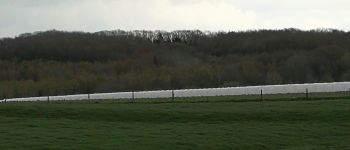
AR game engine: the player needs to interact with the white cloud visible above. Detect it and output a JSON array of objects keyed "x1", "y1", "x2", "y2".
[{"x1": 0, "y1": 0, "x2": 349, "y2": 37}]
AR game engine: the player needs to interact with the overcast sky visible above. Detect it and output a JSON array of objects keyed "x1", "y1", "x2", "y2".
[{"x1": 1, "y1": 0, "x2": 349, "y2": 37}]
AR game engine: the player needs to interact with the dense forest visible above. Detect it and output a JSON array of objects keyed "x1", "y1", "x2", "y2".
[{"x1": 1, "y1": 28, "x2": 350, "y2": 98}]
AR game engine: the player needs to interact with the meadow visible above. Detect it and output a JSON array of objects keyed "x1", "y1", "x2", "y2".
[{"x1": 0, "y1": 97, "x2": 349, "y2": 149}]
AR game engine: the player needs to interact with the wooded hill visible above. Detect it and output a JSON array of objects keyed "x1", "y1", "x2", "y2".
[{"x1": 1, "y1": 29, "x2": 350, "y2": 98}]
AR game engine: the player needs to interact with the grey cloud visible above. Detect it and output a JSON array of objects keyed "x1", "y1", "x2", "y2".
[{"x1": 0, "y1": 0, "x2": 349, "y2": 38}]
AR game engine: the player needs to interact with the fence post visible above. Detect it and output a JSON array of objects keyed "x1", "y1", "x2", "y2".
[
  {"x1": 47, "y1": 96, "x2": 50, "y2": 103},
  {"x1": 260, "y1": 89, "x2": 263, "y2": 101},
  {"x1": 88, "y1": 93, "x2": 90, "y2": 103},
  {"x1": 306, "y1": 89, "x2": 309, "y2": 100},
  {"x1": 172, "y1": 90, "x2": 175, "y2": 102},
  {"x1": 132, "y1": 91, "x2": 135, "y2": 103}
]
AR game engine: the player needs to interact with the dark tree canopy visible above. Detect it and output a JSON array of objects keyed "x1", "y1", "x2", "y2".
[{"x1": 1, "y1": 28, "x2": 350, "y2": 98}]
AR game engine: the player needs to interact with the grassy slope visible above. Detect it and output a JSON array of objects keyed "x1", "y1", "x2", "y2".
[{"x1": 0, "y1": 99, "x2": 349, "y2": 149}]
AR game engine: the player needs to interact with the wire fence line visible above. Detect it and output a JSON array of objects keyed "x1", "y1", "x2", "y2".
[{"x1": 1, "y1": 82, "x2": 350, "y2": 103}]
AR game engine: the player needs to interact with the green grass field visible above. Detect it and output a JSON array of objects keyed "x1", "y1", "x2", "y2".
[{"x1": 0, "y1": 98, "x2": 349, "y2": 149}]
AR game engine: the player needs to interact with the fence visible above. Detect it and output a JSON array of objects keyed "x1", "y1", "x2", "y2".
[{"x1": 1, "y1": 82, "x2": 350, "y2": 103}]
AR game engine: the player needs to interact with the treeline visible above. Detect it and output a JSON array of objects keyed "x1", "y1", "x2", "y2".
[{"x1": 0, "y1": 29, "x2": 350, "y2": 98}]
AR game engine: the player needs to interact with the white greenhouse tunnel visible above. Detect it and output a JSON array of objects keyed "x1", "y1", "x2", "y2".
[{"x1": 1, "y1": 82, "x2": 350, "y2": 103}]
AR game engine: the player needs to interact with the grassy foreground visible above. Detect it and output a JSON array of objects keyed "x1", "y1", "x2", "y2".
[{"x1": 0, "y1": 99, "x2": 349, "y2": 149}]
